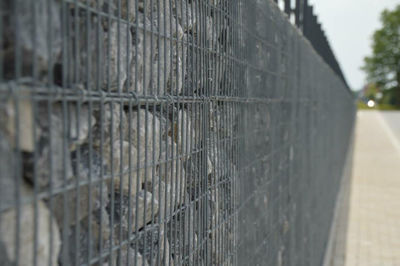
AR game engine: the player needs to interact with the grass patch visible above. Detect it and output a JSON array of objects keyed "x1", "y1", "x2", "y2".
[
  {"x1": 357, "y1": 100, "x2": 400, "y2": 111},
  {"x1": 357, "y1": 101, "x2": 370, "y2": 109}
]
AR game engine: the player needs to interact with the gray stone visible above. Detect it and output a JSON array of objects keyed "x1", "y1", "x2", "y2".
[
  {"x1": 108, "y1": 0, "x2": 150, "y2": 22},
  {"x1": 117, "y1": 247, "x2": 149, "y2": 266},
  {"x1": 158, "y1": 137, "x2": 187, "y2": 202},
  {"x1": 177, "y1": 110, "x2": 193, "y2": 154},
  {"x1": 0, "y1": 92, "x2": 35, "y2": 152},
  {"x1": 207, "y1": 137, "x2": 236, "y2": 181},
  {"x1": 163, "y1": 239, "x2": 173, "y2": 266},
  {"x1": 51, "y1": 144, "x2": 108, "y2": 229},
  {"x1": 175, "y1": 1, "x2": 198, "y2": 32},
  {"x1": 61, "y1": 11, "x2": 105, "y2": 89},
  {"x1": 103, "y1": 139, "x2": 144, "y2": 198},
  {"x1": 0, "y1": 131, "x2": 17, "y2": 211},
  {"x1": 23, "y1": 103, "x2": 74, "y2": 189},
  {"x1": 2, "y1": 0, "x2": 61, "y2": 80},
  {"x1": 150, "y1": 0, "x2": 183, "y2": 95},
  {"x1": 71, "y1": 144, "x2": 108, "y2": 181},
  {"x1": 62, "y1": 13, "x2": 131, "y2": 91},
  {"x1": 184, "y1": 151, "x2": 208, "y2": 200},
  {"x1": 136, "y1": 224, "x2": 161, "y2": 264},
  {"x1": 130, "y1": 109, "x2": 161, "y2": 162},
  {"x1": 69, "y1": 104, "x2": 97, "y2": 146},
  {"x1": 93, "y1": 102, "x2": 127, "y2": 148},
  {"x1": 149, "y1": 33, "x2": 171, "y2": 95},
  {"x1": 166, "y1": 205, "x2": 196, "y2": 264},
  {"x1": 58, "y1": 207, "x2": 111, "y2": 266},
  {"x1": 52, "y1": 182, "x2": 109, "y2": 229},
  {"x1": 70, "y1": 0, "x2": 104, "y2": 8},
  {"x1": 183, "y1": 34, "x2": 203, "y2": 95},
  {"x1": 0, "y1": 184, "x2": 61, "y2": 266},
  {"x1": 107, "y1": 190, "x2": 159, "y2": 233},
  {"x1": 206, "y1": 16, "x2": 218, "y2": 48},
  {"x1": 127, "y1": 1, "x2": 184, "y2": 95},
  {"x1": 144, "y1": 180, "x2": 181, "y2": 222},
  {"x1": 154, "y1": 105, "x2": 179, "y2": 142},
  {"x1": 167, "y1": 39, "x2": 186, "y2": 95},
  {"x1": 150, "y1": 9, "x2": 173, "y2": 95},
  {"x1": 128, "y1": 15, "x2": 154, "y2": 94},
  {"x1": 208, "y1": 51, "x2": 226, "y2": 93},
  {"x1": 205, "y1": 15, "x2": 229, "y2": 93},
  {"x1": 209, "y1": 0, "x2": 221, "y2": 6},
  {"x1": 0, "y1": 240, "x2": 12, "y2": 266},
  {"x1": 104, "y1": 22, "x2": 132, "y2": 91},
  {"x1": 209, "y1": 186, "x2": 222, "y2": 264}
]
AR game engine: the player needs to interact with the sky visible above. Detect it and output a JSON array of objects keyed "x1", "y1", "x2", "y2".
[{"x1": 308, "y1": 0, "x2": 399, "y2": 91}]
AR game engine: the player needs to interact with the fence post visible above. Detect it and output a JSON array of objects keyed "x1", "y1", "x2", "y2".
[
  {"x1": 284, "y1": 0, "x2": 291, "y2": 16},
  {"x1": 295, "y1": 0, "x2": 302, "y2": 28}
]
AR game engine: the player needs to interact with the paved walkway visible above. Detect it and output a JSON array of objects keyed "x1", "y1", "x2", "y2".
[{"x1": 340, "y1": 111, "x2": 400, "y2": 266}]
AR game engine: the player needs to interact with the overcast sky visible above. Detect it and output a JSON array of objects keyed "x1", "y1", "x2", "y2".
[{"x1": 308, "y1": 0, "x2": 399, "y2": 91}]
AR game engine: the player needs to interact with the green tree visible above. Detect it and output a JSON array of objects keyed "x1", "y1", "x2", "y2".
[{"x1": 362, "y1": 5, "x2": 400, "y2": 107}]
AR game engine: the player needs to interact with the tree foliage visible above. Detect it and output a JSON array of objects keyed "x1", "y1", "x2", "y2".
[{"x1": 362, "y1": 5, "x2": 400, "y2": 105}]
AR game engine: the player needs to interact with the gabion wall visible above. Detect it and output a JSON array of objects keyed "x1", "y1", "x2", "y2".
[
  {"x1": 0, "y1": 0, "x2": 354, "y2": 266},
  {"x1": 236, "y1": 1, "x2": 355, "y2": 265}
]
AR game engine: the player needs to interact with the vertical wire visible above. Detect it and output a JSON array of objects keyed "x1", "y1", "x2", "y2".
[
  {"x1": 148, "y1": 0, "x2": 156, "y2": 263},
  {"x1": 210, "y1": 3, "x2": 217, "y2": 262},
  {"x1": 143, "y1": 0, "x2": 147, "y2": 96},
  {"x1": 30, "y1": 0, "x2": 39, "y2": 265},
  {"x1": 85, "y1": 1, "x2": 94, "y2": 264},
  {"x1": 12, "y1": 88, "x2": 21, "y2": 266},
  {"x1": 99, "y1": 94, "x2": 106, "y2": 266},
  {"x1": 179, "y1": 0, "x2": 188, "y2": 263},
  {"x1": 192, "y1": 101, "x2": 198, "y2": 265},
  {"x1": 142, "y1": 103, "x2": 149, "y2": 266},
  {"x1": 108, "y1": 104, "x2": 115, "y2": 265},
  {"x1": 132, "y1": 6, "x2": 140, "y2": 261},
  {"x1": 189, "y1": 0, "x2": 195, "y2": 97},
  {"x1": 106, "y1": 0, "x2": 111, "y2": 93},
  {"x1": 116, "y1": 0, "x2": 124, "y2": 264},
  {"x1": 228, "y1": 2, "x2": 233, "y2": 263},
  {"x1": 194, "y1": 1, "x2": 200, "y2": 264},
  {"x1": 172, "y1": 0, "x2": 180, "y2": 262},
  {"x1": 0, "y1": 0, "x2": 4, "y2": 82},
  {"x1": 154, "y1": 0, "x2": 163, "y2": 260},
  {"x1": 71, "y1": 8, "x2": 78, "y2": 261},
  {"x1": 124, "y1": 0, "x2": 133, "y2": 262},
  {"x1": 169, "y1": 103, "x2": 175, "y2": 265},
  {"x1": 161, "y1": 101, "x2": 168, "y2": 266},
  {"x1": 156, "y1": 0, "x2": 161, "y2": 96},
  {"x1": 126, "y1": 97, "x2": 133, "y2": 266},
  {"x1": 134, "y1": 101, "x2": 141, "y2": 266},
  {"x1": 221, "y1": 3, "x2": 227, "y2": 262},
  {"x1": 164, "y1": 101, "x2": 171, "y2": 266},
  {"x1": 95, "y1": 0, "x2": 104, "y2": 264},
  {"x1": 187, "y1": 101, "x2": 193, "y2": 266},
  {"x1": 75, "y1": 103, "x2": 83, "y2": 266},
  {"x1": 162, "y1": 0, "x2": 167, "y2": 96}
]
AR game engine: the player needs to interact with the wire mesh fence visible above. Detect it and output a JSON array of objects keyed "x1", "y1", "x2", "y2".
[
  {"x1": 237, "y1": 2, "x2": 355, "y2": 265},
  {"x1": 0, "y1": 0, "x2": 354, "y2": 265}
]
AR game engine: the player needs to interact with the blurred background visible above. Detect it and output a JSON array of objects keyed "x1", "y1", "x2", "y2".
[
  {"x1": 310, "y1": 0, "x2": 400, "y2": 110},
  {"x1": 309, "y1": 2, "x2": 400, "y2": 265}
]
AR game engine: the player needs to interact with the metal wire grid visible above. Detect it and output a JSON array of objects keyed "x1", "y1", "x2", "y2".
[
  {"x1": 235, "y1": 1, "x2": 355, "y2": 265},
  {"x1": 1, "y1": 0, "x2": 239, "y2": 265},
  {"x1": 0, "y1": 0, "x2": 354, "y2": 266}
]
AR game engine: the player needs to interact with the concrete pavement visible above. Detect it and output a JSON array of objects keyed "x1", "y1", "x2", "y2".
[
  {"x1": 381, "y1": 112, "x2": 400, "y2": 147},
  {"x1": 333, "y1": 110, "x2": 400, "y2": 266}
]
